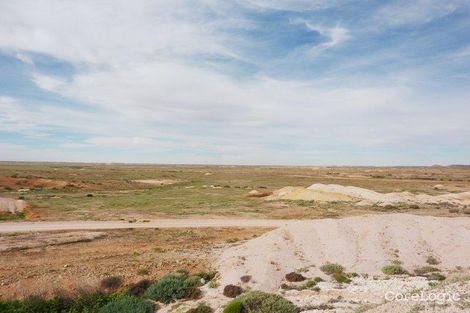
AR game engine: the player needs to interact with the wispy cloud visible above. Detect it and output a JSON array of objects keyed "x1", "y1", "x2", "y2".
[{"x1": 0, "y1": 0, "x2": 469, "y2": 165}]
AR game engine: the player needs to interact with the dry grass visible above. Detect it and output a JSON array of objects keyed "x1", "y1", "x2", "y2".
[{"x1": 1, "y1": 163, "x2": 469, "y2": 221}]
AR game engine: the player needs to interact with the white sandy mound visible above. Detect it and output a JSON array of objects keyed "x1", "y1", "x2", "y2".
[
  {"x1": 133, "y1": 179, "x2": 178, "y2": 186},
  {"x1": 217, "y1": 214, "x2": 470, "y2": 291},
  {"x1": 267, "y1": 183, "x2": 470, "y2": 206},
  {"x1": 0, "y1": 198, "x2": 29, "y2": 214},
  {"x1": 266, "y1": 186, "x2": 356, "y2": 202}
]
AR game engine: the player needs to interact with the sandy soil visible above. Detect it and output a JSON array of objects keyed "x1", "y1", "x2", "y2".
[{"x1": 217, "y1": 214, "x2": 470, "y2": 291}]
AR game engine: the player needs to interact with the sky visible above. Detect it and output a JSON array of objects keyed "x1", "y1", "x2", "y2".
[{"x1": 0, "y1": 0, "x2": 469, "y2": 165}]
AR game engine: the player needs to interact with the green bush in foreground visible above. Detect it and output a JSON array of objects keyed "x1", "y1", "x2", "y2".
[
  {"x1": 223, "y1": 291, "x2": 299, "y2": 313},
  {"x1": 185, "y1": 275, "x2": 203, "y2": 287},
  {"x1": 319, "y1": 263, "x2": 344, "y2": 275},
  {"x1": 382, "y1": 265, "x2": 408, "y2": 275},
  {"x1": 99, "y1": 296, "x2": 153, "y2": 313},
  {"x1": 144, "y1": 274, "x2": 189, "y2": 304},
  {"x1": 0, "y1": 292, "x2": 122, "y2": 313}
]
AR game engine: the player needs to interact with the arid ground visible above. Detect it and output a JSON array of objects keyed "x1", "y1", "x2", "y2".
[{"x1": 1, "y1": 163, "x2": 470, "y2": 312}]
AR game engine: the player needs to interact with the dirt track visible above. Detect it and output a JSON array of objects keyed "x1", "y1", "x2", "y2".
[{"x1": 0, "y1": 218, "x2": 288, "y2": 233}]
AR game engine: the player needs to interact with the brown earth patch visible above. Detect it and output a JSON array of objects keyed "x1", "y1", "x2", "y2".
[{"x1": 0, "y1": 227, "x2": 269, "y2": 299}]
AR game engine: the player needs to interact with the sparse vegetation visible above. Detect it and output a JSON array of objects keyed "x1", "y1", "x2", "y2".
[
  {"x1": 128, "y1": 279, "x2": 151, "y2": 296},
  {"x1": 99, "y1": 296, "x2": 153, "y2": 313},
  {"x1": 382, "y1": 265, "x2": 408, "y2": 275},
  {"x1": 332, "y1": 272, "x2": 352, "y2": 284},
  {"x1": 223, "y1": 291, "x2": 299, "y2": 313},
  {"x1": 208, "y1": 280, "x2": 219, "y2": 288},
  {"x1": 137, "y1": 268, "x2": 149, "y2": 275},
  {"x1": 320, "y1": 263, "x2": 344, "y2": 275},
  {"x1": 100, "y1": 276, "x2": 123, "y2": 290},
  {"x1": 303, "y1": 279, "x2": 317, "y2": 288},
  {"x1": 426, "y1": 255, "x2": 439, "y2": 265},
  {"x1": 414, "y1": 266, "x2": 440, "y2": 276},
  {"x1": 144, "y1": 274, "x2": 189, "y2": 304},
  {"x1": 186, "y1": 304, "x2": 213, "y2": 313},
  {"x1": 185, "y1": 275, "x2": 203, "y2": 287},
  {"x1": 0, "y1": 292, "x2": 125, "y2": 313}
]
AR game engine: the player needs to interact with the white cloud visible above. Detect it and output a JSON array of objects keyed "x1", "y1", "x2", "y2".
[
  {"x1": 0, "y1": 1, "x2": 469, "y2": 164},
  {"x1": 239, "y1": 0, "x2": 350, "y2": 11},
  {"x1": 0, "y1": 0, "x2": 243, "y2": 65},
  {"x1": 373, "y1": 0, "x2": 462, "y2": 27},
  {"x1": 303, "y1": 22, "x2": 350, "y2": 55},
  {"x1": 14, "y1": 52, "x2": 34, "y2": 65}
]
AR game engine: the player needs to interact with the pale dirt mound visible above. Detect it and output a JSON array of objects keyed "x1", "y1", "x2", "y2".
[
  {"x1": 0, "y1": 231, "x2": 106, "y2": 252},
  {"x1": 0, "y1": 198, "x2": 29, "y2": 214},
  {"x1": 266, "y1": 186, "x2": 356, "y2": 202},
  {"x1": 267, "y1": 183, "x2": 470, "y2": 206},
  {"x1": 132, "y1": 179, "x2": 179, "y2": 186},
  {"x1": 217, "y1": 214, "x2": 470, "y2": 292}
]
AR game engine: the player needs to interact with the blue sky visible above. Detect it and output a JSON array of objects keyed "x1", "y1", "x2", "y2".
[{"x1": 0, "y1": 0, "x2": 469, "y2": 165}]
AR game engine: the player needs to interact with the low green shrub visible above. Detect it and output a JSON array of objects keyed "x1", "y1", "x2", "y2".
[
  {"x1": 185, "y1": 275, "x2": 203, "y2": 287},
  {"x1": 426, "y1": 256, "x2": 439, "y2": 265},
  {"x1": 382, "y1": 265, "x2": 408, "y2": 275},
  {"x1": 332, "y1": 272, "x2": 351, "y2": 284},
  {"x1": 426, "y1": 272, "x2": 446, "y2": 281},
  {"x1": 0, "y1": 292, "x2": 121, "y2": 313},
  {"x1": 303, "y1": 279, "x2": 317, "y2": 288},
  {"x1": 144, "y1": 274, "x2": 188, "y2": 304},
  {"x1": 345, "y1": 272, "x2": 359, "y2": 278},
  {"x1": 320, "y1": 263, "x2": 344, "y2": 275},
  {"x1": 223, "y1": 299, "x2": 243, "y2": 313},
  {"x1": 208, "y1": 280, "x2": 219, "y2": 288},
  {"x1": 137, "y1": 268, "x2": 149, "y2": 275},
  {"x1": 223, "y1": 291, "x2": 299, "y2": 313},
  {"x1": 0, "y1": 212, "x2": 25, "y2": 221},
  {"x1": 186, "y1": 303, "x2": 213, "y2": 313},
  {"x1": 99, "y1": 296, "x2": 153, "y2": 313},
  {"x1": 414, "y1": 266, "x2": 440, "y2": 276},
  {"x1": 195, "y1": 271, "x2": 217, "y2": 282}
]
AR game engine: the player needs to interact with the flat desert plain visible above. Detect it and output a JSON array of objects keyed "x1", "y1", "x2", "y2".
[{"x1": 1, "y1": 163, "x2": 470, "y2": 312}]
